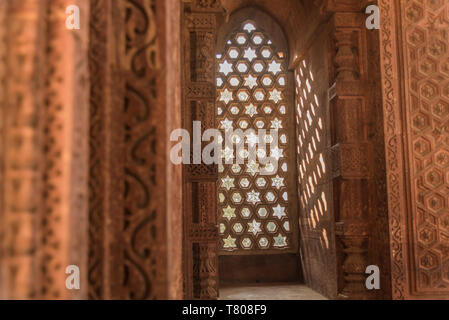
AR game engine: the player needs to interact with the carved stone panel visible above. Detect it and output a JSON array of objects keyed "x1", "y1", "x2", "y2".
[
  {"x1": 88, "y1": 0, "x2": 183, "y2": 300},
  {"x1": 328, "y1": 4, "x2": 391, "y2": 299},
  {"x1": 182, "y1": 2, "x2": 220, "y2": 299},
  {"x1": 379, "y1": 0, "x2": 449, "y2": 299}
]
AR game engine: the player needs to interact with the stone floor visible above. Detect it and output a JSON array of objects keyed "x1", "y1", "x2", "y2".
[{"x1": 219, "y1": 283, "x2": 328, "y2": 300}]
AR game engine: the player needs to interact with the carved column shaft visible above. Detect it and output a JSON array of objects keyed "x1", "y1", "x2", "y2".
[
  {"x1": 334, "y1": 31, "x2": 358, "y2": 81},
  {"x1": 93, "y1": 0, "x2": 183, "y2": 300},
  {"x1": 40, "y1": 0, "x2": 90, "y2": 300},
  {"x1": 0, "y1": 0, "x2": 90, "y2": 299},
  {"x1": 87, "y1": 0, "x2": 184, "y2": 300},
  {"x1": 327, "y1": 4, "x2": 374, "y2": 299},
  {"x1": 0, "y1": 0, "x2": 46, "y2": 299},
  {"x1": 182, "y1": 0, "x2": 222, "y2": 299},
  {"x1": 0, "y1": 2, "x2": 5, "y2": 300}
]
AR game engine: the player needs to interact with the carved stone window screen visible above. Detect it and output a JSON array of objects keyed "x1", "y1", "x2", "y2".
[
  {"x1": 294, "y1": 51, "x2": 338, "y2": 298},
  {"x1": 295, "y1": 59, "x2": 330, "y2": 250},
  {"x1": 216, "y1": 18, "x2": 297, "y2": 254}
]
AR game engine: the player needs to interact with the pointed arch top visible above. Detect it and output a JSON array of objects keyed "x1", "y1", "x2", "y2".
[{"x1": 217, "y1": 7, "x2": 288, "y2": 59}]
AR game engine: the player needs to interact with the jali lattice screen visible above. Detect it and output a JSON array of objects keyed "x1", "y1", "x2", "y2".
[{"x1": 216, "y1": 21, "x2": 296, "y2": 253}]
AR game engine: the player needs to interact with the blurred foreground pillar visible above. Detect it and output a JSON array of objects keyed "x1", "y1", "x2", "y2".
[{"x1": 0, "y1": 0, "x2": 89, "y2": 299}]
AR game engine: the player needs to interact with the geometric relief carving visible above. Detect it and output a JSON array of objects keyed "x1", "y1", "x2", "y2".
[
  {"x1": 192, "y1": 182, "x2": 217, "y2": 224},
  {"x1": 331, "y1": 143, "x2": 373, "y2": 179},
  {"x1": 192, "y1": 242, "x2": 218, "y2": 299},
  {"x1": 186, "y1": 13, "x2": 216, "y2": 29},
  {"x1": 380, "y1": 0, "x2": 449, "y2": 298},
  {"x1": 191, "y1": 31, "x2": 215, "y2": 82},
  {"x1": 192, "y1": 100, "x2": 215, "y2": 128},
  {"x1": 402, "y1": 0, "x2": 449, "y2": 293},
  {"x1": 185, "y1": 179, "x2": 218, "y2": 299},
  {"x1": 187, "y1": 84, "x2": 216, "y2": 98},
  {"x1": 191, "y1": 0, "x2": 223, "y2": 12},
  {"x1": 183, "y1": 3, "x2": 220, "y2": 299},
  {"x1": 186, "y1": 99, "x2": 218, "y2": 180},
  {"x1": 187, "y1": 164, "x2": 218, "y2": 180},
  {"x1": 216, "y1": 20, "x2": 294, "y2": 253}
]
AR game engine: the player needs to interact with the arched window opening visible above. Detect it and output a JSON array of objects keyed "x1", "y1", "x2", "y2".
[{"x1": 216, "y1": 18, "x2": 297, "y2": 253}]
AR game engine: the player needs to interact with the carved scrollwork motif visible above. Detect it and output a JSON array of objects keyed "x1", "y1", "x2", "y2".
[
  {"x1": 125, "y1": 0, "x2": 159, "y2": 74},
  {"x1": 122, "y1": 0, "x2": 161, "y2": 299}
]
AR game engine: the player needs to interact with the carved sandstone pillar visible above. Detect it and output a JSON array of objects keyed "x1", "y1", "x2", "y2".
[
  {"x1": 0, "y1": 0, "x2": 46, "y2": 299},
  {"x1": 0, "y1": 0, "x2": 90, "y2": 299},
  {"x1": 182, "y1": 0, "x2": 223, "y2": 299},
  {"x1": 326, "y1": 0, "x2": 376, "y2": 299},
  {"x1": 87, "y1": 0, "x2": 183, "y2": 299},
  {"x1": 0, "y1": 2, "x2": 5, "y2": 299}
]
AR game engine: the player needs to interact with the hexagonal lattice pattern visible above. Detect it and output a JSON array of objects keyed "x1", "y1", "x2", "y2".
[
  {"x1": 403, "y1": 0, "x2": 449, "y2": 291},
  {"x1": 217, "y1": 21, "x2": 291, "y2": 252}
]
